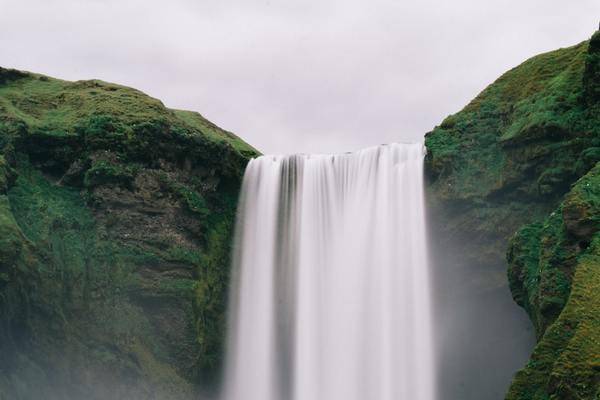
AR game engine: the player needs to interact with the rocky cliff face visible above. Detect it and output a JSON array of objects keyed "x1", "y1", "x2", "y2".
[
  {"x1": 425, "y1": 30, "x2": 599, "y2": 399},
  {"x1": 506, "y1": 163, "x2": 599, "y2": 400},
  {"x1": 0, "y1": 69, "x2": 258, "y2": 399}
]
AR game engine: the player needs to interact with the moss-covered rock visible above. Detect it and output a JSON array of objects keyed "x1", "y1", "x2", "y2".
[
  {"x1": 0, "y1": 67, "x2": 258, "y2": 399},
  {"x1": 506, "y1": 163, "x2": 600, "y2": 399},
  {"x1": 0, "y1": 156, "x2": 16, "y2": 194},
  {"x1": 426, "y1": 30, "x2": 600, "y2": 399}
]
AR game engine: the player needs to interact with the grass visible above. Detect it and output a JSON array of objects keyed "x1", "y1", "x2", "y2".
[
  {"x1": 0, "y1": 69, "x2": 257, "y2": 159},
  {"x1": 426, "y1": 39, "x2": 597, "y2": 201}
]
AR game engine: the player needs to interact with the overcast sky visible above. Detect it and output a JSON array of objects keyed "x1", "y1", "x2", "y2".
[{"x1": 1, "y1": 1, "x2": 598, "y2": 154}]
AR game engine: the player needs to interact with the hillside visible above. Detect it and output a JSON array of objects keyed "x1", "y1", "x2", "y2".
[
  {"x1": 0, "y1": 69, "x2": 258, "y2": 399},
  {"x1": 425, "y1": 30, "x2": 599, "y2": 399}
]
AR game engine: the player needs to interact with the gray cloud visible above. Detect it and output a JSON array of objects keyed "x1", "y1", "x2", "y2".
[{"x1": 1, "y1": 0, "x2": 598, "y2": 154}]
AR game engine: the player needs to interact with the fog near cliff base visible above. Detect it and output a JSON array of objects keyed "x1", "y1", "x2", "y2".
[{"x1": 1, "y1": 0, "x2": 598, "y2": 154}]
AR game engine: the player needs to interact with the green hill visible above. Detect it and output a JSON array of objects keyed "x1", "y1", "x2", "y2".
[{"x1": 0, "y1": 68, "x2": 258, "y2": 399}]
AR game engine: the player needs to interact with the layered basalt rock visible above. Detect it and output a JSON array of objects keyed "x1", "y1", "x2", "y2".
[{"x1": 0, "y1": 68, "x2": 258, "y2": 399}]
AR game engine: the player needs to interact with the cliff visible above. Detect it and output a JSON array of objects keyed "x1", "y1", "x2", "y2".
[
  {"x1": 0, "y1": 69, "x2": 258, "y2": 399},
  {"x1": 425, "y1": 30, "x2": 600, "y2": 399}
]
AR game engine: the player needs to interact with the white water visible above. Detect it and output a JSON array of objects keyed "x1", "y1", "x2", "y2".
[{"x1": 224, "y1": 143, "x2": 435, "y2": 400}]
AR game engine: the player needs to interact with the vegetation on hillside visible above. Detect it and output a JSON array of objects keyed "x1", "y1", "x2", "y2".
[
  {"x1": 426, "y1": 30, "x2": 600, "y2": 399},
  {"x1": 0, "y1": 68, "x2": 258, "y2": 399},
  {"x1": 507, "y1": 163, "x2": 599, "y2": 399}
]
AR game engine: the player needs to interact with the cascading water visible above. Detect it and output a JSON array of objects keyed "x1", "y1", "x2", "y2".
[{"x1": 224, "y1": 143, "x2": 435, "y2": 400}]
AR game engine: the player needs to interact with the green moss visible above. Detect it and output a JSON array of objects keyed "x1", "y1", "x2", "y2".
[
  {"x1": 425, "y1": 30, "x2": 600, "y2": 399},
  {"x1": 78, "y1": 114, "x2": 131, "y2": 151},
  {"x1": 163, "y1": 246, "x2": 203, "y2": 266},
  {"x1": 193, "y1": 207, "x2": 237, "y2": 378},
  {"x1": 173, "y1": 109, "x2": 257, "y2": 156},
  {"x1": 0, "y1": 69, "x2": 256, "y2": 161},
  {"x1": 0, "y1": 66, "x2": 257, "y2": 397},
  {"x1": 583, "y1": 31, "x2": 600, "y2": 105},
  {"x1": 507, "y1": 239, "x2": 600, "y2": 400},
  {"x1": 8, "y1": 158, "x2": 94, "y2": 243},
  {"x1": 507, "y1": 207, "x2": 576, "y2": 338},
  {"x1": 426, "y1": 39, "x2": 597, "y2": 202},
  {"x1": 0, "y1": 196, "x2": 27, "y2": 269},
  {"x1": 563, "y1": 163, "x2": 600, "y2": 236},
  {"x1": 507, "y1": 222, "x2": 543, "y2": 324},
  {"x1": 7, "y1": 159, "x2": 124, "y2": 314},
  {"x1": 84, "y1": 159, "x2": 136, "y2": 188},
  {"x1": 506, "y1": 163, "x2": 600, "y2": 399},
  {"x1": 0, "y1": 156, "x2": 15, "y2": 193},
  {"x1": 171, "y1": 183, "x2": 210, "y2": 218}
]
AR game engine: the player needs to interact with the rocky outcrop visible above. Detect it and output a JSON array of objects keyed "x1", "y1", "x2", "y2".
[
  {"x1": 0, "y1": 69, "x2": 258, "y2": 399},
  {"x1": 506, "y1": 163, "x2": 599, "y2": 399},
  {"x1": 425, "y1": 30, "x2": 600, "y2": 399}
]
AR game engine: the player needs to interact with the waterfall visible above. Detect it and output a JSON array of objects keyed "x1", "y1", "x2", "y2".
[{"x1": 224, "y1": 143, "x2": 435, "y2": 400}]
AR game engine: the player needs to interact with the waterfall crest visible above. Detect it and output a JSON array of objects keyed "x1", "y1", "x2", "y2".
[{"x1": 224, "y1": 143, "x2": 435, "y2": 400}]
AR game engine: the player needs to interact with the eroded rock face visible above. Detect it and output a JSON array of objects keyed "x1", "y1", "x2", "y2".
[
  {"x1": 0, "y1": 69, "x2": 258, "y2": 399},
  {"x1": 506, "y1": 163, "x2": 599, "y2": 400},
  {"x1": 425, "y1": 30, "x2": 599, "y2": 399}
]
